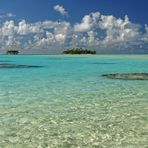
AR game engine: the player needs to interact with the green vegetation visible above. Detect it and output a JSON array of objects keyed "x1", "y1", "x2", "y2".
[
  {"x1": 63, "y1": 48, "x2": 96, "y2": 54},
  {"x1": 6, "y1": 50, "x2": 19, "y2": 55}
]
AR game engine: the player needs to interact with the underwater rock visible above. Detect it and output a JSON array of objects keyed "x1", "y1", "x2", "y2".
[
  {"x1": 102, "y1": 73, "x2": 148, "y2": 80},
  {"x1": 0, "y1": 64, "x2": 43, "y2": 68}
]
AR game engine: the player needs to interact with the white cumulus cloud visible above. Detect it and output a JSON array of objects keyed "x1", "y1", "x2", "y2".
[
  {"x1": 0, "y1": 12, "x2": 16, "y2": 19},
  {"x1": 0, "y1": 11, "x2": 147, "y2": 53},
  {"x1": 54, "y1": 5, "x2": 68, "y2": 16},
  {"x1": 74, "y1": 12, "x2": 100, "y2": 32}
]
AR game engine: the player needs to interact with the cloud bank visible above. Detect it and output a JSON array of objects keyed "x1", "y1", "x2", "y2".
[{"x1": 0, "y1": 11, "x2": 148, "y2": 53}]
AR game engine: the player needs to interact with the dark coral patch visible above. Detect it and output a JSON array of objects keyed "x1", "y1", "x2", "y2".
[
  {"x1": 0, "y1": 64, "x2": 43, "y2": 68},
  {"x1": 102, "y1": 73, "x2": 148, "y2": 80},
  {"x1": 91, "y1": 62, "x2": 116, "y2": 65}
]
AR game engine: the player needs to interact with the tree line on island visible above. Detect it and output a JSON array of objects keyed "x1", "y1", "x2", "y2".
[
  {"x1": 5, "y1": 48, "x2": 96, "y2": 55},
  {"x1": 6, "y1": 50, "x2": 19, "y2": 55},
  {"x1": 63, "y1": 48, "x2": 96, "y2": 54}
]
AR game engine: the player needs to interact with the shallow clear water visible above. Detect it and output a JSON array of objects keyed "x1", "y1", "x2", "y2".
[{"x1": 0, "y1": 55, "x2": 148, "y2": 147}]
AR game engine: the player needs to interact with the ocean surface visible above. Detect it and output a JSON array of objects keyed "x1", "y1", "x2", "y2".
[{"x1": 0, "y1": 55, "x2": 148, "y2": 147}]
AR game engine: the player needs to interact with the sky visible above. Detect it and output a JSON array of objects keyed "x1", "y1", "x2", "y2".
[{"x1": 0, "y1": 0, "x2": 148, "y2": 54}]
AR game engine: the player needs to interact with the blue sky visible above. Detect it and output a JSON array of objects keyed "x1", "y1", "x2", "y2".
[
  {"x1": 1, "y1": 0, "x2": 148, "y2": 24},
  {"x1": 0, "y1": 0, "x2": 148, "y2": 54}
]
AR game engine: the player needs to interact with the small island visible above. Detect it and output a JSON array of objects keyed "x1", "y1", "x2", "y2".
[
  {"x1": 6, "y1": 50, "x2": 19, "y2": 55},
  {"x1": 63, "y1": 48, "x2": 96, "y2": 54}
]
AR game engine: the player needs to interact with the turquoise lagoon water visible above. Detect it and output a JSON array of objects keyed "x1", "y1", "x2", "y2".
[{"x1": 0, "y1": 55, "x2": 148, "y2": 147}]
